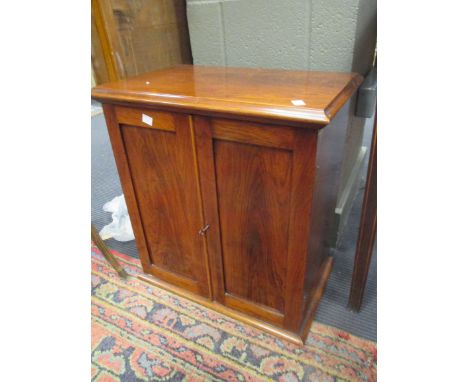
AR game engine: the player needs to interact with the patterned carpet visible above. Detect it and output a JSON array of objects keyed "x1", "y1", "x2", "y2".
[{"x1": 91, "y1": 245, "x2": 377, "y2": 382}]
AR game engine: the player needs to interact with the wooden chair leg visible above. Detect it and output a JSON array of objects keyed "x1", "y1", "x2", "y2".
[
  {"x1": 348, "y1": 113, "x2": 377, "y2": 312},
  {"x1": 91, "y1": 224, "x2": 129, "y2": 278}
]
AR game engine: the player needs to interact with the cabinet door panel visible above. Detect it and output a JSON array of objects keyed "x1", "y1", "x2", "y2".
[
  {"x1": 214, "y1": 140, "x2": 292, "y2": 313},
  {"x1": 120, "y1": 114, "x2": 210, "y2": 297},
  {"x1": 193, "y1": 117, "x2": 314, "y2": 325}
]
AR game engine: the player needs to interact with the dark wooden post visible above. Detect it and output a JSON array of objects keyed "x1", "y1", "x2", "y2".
[
  {"x1": 348, "y1": 112, "x2": 377, "y2": 311},
  {"x1": 91, "y1": 224, "x2": 128, "y2": 278}
]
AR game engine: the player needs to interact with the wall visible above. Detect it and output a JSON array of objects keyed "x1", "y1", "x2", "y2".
[{"x1": 187, "y1": 0, "x2": 376, "y2": 243}]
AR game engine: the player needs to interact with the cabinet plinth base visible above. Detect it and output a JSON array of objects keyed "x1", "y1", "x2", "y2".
[
  {"x1": 300, "y1": 256, "x2": 334, "y2": 342},
  {"x1": 138, "y1": 255, "x2": 333, "y2": 346}
]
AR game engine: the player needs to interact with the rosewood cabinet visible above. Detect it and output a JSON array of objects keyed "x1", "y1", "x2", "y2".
[{"x1": 92, "y1": 65, "x2": 362, "y2": 344}]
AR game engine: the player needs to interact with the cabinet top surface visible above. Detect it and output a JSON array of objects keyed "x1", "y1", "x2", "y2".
[{"x1": 92, "y1": 65, "x2": 362, "y2": 126}]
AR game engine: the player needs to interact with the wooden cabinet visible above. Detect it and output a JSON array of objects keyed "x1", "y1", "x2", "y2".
[{"x1": 92, "y1": 65, "x2": 362, "y2": 344}]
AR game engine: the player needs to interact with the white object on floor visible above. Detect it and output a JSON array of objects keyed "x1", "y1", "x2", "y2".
[
  {"x1": 91, "y1": 104, "x2": 103, "y2": 117},
  {"x1": 99, "y1": 194, "x2": 135, "y2": 242}
]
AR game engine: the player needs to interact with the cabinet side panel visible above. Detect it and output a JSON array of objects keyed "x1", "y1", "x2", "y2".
[
  {"x1": 304, "y1": 101, "x2": 350, "y2": 300},
  {"x1": 214, "y1": 140, "x2": 292, "y2": 313}
]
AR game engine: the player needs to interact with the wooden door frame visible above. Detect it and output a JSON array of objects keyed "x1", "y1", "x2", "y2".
[{"x1": 91, "y1": 0, "x2": 119, "y2": 84}]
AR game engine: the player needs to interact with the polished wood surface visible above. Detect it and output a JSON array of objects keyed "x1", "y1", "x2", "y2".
[
  {"x1": 282, "y1": 128, "x2": 320, "y2": 331},
  {"x1": 93, "y1": 65, "x2": 360, "y2": 344},
  {"x1": 211, "y1": 118, "x2": 295, "y2": 150},
  {"x1": 92, "y1": 65, "x2": 362, "y2": 125},
  {"x1": 300, "y1": 257, "x2": 334, "y2": 341},
  {"x1": 191, "y1": 116, "x2": 329, "y2": 332},
  {"x1": 102, "y1": 103, "x2": 155, "y2": 272},
  {"x1": 121, "y1": 115, "x2": 211, "y2": 297},
  {"x1": 114, "y1": 106, "x2": 176, "y2": 132},
  {"x1": 348, "y1": 113, "x2": 377, "y2": 312},
  {"x1": 214, "y1": 136, "x2": 291, "y2": 315}
]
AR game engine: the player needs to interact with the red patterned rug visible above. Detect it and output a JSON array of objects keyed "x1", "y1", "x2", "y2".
[{"x1": 91, "y1": 245, "x2": 377, "y2": 381}]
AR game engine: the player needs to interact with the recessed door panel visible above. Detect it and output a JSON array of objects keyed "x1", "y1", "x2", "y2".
[
  {"x1": 188, "y1": 116, "x2": 298, "y2": 324},
  {"x1": 214, "y1": 140, "x2": 292, "y2": 313}
]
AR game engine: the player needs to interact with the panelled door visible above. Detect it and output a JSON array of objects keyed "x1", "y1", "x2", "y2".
[
  {"x1": 194, "y1": 116, "x2": 318, "y2": 330},
  {"x1": 107, "y1": 105, "x2": 212, "y2": 298}
]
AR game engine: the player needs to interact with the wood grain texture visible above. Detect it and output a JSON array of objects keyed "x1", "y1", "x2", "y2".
[
  {"x1": 214, "y1": 139, "x2": 292, "y2": 314},
  {"x1": 96, "y1": 66, "x2": 360, "y2": 343},
  {"x1": 91, "y1": 0, "x2": 192, "y2": 82},
  {"x1": 192, "y1": 116, "x2": 226, "y2": 303},
  {"x1": 299, "y1": 256, "x2": 334, "y2": 342},
  {"x1": 120, "y1": 115, "x2": 210, "y2": 297},
  {"x1": 283, "y1": 129, "x2": 320, "y2": 332},
  {"x1": 114, "y1": 106, "x2": 176, "y2": 131},
  {"x1": 211, "y1": 118, "x2": 295, "y2": 150},
  {"x1": 92, "y1": 65, "x2": 363, "y2": 126},
  {"x1": 224, "y1": 293, "x2": 284, "y2": 325},
  {"x1": 91, "y1": 0, "x2": 119, "y2": 83},
  {"x1": 102, "y1": 104, "x2": 153, "y2": 272}
]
